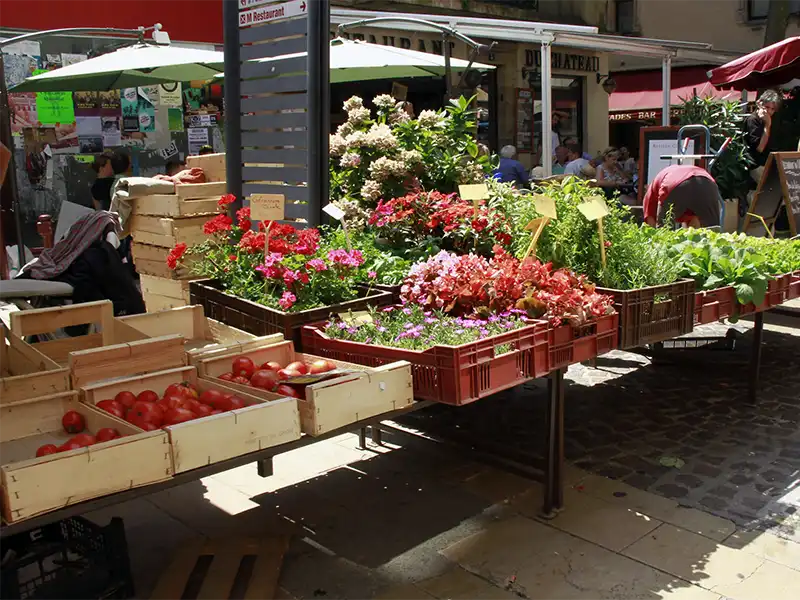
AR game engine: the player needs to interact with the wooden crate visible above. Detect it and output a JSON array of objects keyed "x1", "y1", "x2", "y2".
[
  {"x1": 197, "y1": 339, "x2": 414, "y2": 437},
  {"x1": 129, "y1": 214, "x2": 209, "y2": 248},
  {"x1": 131, "y1": 242, "x2": 199, "y2": 280},
  {"x1": 132, "y1": 194, "x2": 221, "y2": 218},
  {"x1": 9, "y1": 300, "x2": 187, "y2": 388},
  {"x1": 117, "y1": 305, "x2": 264, "y2": 363},
  {"x1": 1, "y1": 322, "x2": 69, "y2": 405},
  {"x1": 82, "y1": 366, "x2": 301, "y2": 474},
  {"x1": 1, "y1": 392, "x2": 172, "y2": 523},
  {"x1": 175, "y1": 181, "x2": 227, "y2": 199},
  {"x1": 141, "y1": 275, "x2": 192, "y2": 303},
  {"x1": 151, "y1": 534, "x2": 289, "y2": 600},
  {"x1": 185, "y1": 152, "x2": 226, "y2": 182}
]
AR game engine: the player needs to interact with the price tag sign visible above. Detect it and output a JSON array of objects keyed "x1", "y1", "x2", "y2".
[
  {"x1": 250, "y1": 194, "x2": 285, "y2": 221},
  {"x1": 459, "y1": 183, "x2": 489, "y2": 205},
  {"x1": 322, "y1": 203, "x2": 346, "y2": 221},
  {"x1": 524, "y1": 217, "x2": 546, "y2": 231},
  {"x1": 533, "y1": 194, "x2": 558, "y2": 220},
  {"x1": 577, "y1": 196, "x2": 610, "y2": 221},
  {"x1": 338, "y1": 310, "x2": 374, "y2": 326}
]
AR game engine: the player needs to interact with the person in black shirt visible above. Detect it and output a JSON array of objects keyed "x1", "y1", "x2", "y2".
[
  {"x1": 90, "y1": 151, "x2": 116, "y2": 211},
  {"x1": 744, "y1": 89, "x2": 781, "y2": 185}
]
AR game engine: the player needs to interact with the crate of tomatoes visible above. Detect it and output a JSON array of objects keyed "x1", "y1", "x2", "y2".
[
  {"x1": 81, "y1": 366, "x2": 301, "y2": 474},
  {"x1": 196, "y1": 338, "x2": 413, "y2": 437},
  {"x1": 0, "y1": 392, "x2": 171, "y2": 523}
]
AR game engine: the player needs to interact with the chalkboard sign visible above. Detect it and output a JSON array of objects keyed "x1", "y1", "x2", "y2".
[
  {"x1": 743, "y1": 152, "x2": 800, "y2": 236},
  {"x1": 637, "y1": 126, "x2": 708, "y2": 203}
]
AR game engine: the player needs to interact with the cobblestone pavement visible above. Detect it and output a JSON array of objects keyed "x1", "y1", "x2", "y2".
[{"x1": 400, "y1": 319, "x2": 800, "y2": 535}]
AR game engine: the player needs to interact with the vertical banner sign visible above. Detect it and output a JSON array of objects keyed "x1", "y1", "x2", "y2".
[{"x1": 236, "y1": 0, "x2": 322, "y2": 225}]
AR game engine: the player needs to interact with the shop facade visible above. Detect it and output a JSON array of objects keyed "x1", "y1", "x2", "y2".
[{"x1": 331, "y1": 24, "x2": 611, "y2": 169}]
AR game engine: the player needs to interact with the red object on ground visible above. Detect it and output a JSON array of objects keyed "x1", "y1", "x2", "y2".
[
  {"x1": 609, "y1": 66, "x2": 744, "y2": 115},
  {"x1": 708, "y1": 37, "x2": 800, "y2": 91},
  {"x1": 642, "y1": 165, "x2": 716, "y2": 224}
]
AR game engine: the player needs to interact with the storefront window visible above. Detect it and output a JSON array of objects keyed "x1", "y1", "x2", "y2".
[{"x1": 531, "y1": 75, "x2": 585, "y2": 161}]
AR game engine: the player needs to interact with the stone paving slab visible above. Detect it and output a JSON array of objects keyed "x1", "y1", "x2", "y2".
[{"x1": 400, "y1": 322, "x2": 800, "y2": 537}]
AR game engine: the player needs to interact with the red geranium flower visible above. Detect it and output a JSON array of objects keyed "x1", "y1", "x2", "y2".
[
  {"x1": 203, "y1": 214, "x2": 233, "y2": 235},
  {"x1": 166, "y1": 243, "x2": 187, "y2": 270},
  {"x1": 218, "y1": 193, "x2": 236, "y2": 207}
]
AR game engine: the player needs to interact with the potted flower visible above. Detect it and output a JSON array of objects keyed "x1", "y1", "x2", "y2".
[{"x1": 169, "y1": 195, "x2": 392, "y2": 347}]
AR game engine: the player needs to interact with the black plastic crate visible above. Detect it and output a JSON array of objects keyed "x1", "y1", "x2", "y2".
[{"x1": 1, "y1": 517, "x2": 134, "y2": 600}]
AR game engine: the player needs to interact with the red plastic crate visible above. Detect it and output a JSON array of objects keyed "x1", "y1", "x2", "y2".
[
  {"x1": 597, "y1": 280, "x2": 695, "y2": 349},
  {"x1": 694, "y1": 286, "x2": 736, "y2": 325},
  {"x1": 739, "y1": 273, "x2": 793, "y2": 315},
  {"x1": 789, "y1": 271, "x2": 800, "y2": 300},
  {"x1": 301, "y1": 319, "x2": 550, "y2": 406},
  {"x1": 547, "y1": 313, "x2": 619, "y2": 371}
]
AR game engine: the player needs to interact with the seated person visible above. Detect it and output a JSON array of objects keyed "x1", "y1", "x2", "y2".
[
  {"x1": 595, "y1": 146, "x2": 636, "y2": 205},
  {"x1": 563, "y1": 136, "x2": 593, "y2": 161},
  {"x1": 494, "y1": 145, "x2": 529, "y2": 187},
  {"x1": 551, "y1": 145, "x2": 569, "y2": 175},
  {"x1": 643, "y1": 164, "x2": 721, "y2": 229},
  {"x1": 563, "y1": 143, "x2": 591, "y2": 178}
]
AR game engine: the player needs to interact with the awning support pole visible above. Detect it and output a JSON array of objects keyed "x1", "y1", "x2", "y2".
[
  {"x1": 541, "y1": 41, "x2": 553, "y2": 177},
  {"x1": 661, "y1": 55, "x2": 671, "y2": 126}
]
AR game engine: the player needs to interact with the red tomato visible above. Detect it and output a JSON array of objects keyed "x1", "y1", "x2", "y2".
[
  {"x1": 159, "y1": 394, "x2": 187, "y2": 410},
  {"x1": 114, "y1": 391, "x2": 137, "y2": 409},
  {"x1": 163, "y1": 407, "x2": 195, "y2": 426},
  {"x1": 250, "y1": 369, "x2": 280, "y2": 391},
  {"x1": 62, "y1": 410, "x2": 85, "y2": 434},
  {"x1": 260, "y1": 361, "x2": 283, "y2": 371},
  {"x1": 199, "y1": 389, "x2": 224, "y2": 406},
  {"x1": 227, "y1": 395, "x2": 247, "y2": 410},
  {"x1": 232, "y1": 375, "x2": 251, "y2": 385},
  {"x1": 165, "y1": 382, "x2": 198, "y2": 400},
  {"x1": 286, "y1": 361, "x2": 309, "y2": 375},
  {"x1": 95, "y1": 428, "x2": 119, "y2": 442},
  {"x1": 192, "y1": 403, "x2": 214, "y2": 417},
  {"x1": 218, "y1": 372, "x2": 234, "y2": 381},
  {"x1": 276, "y1": 384, "x2": 300, "y2": 398},
  {"x1": 309, "y1": 359, "x2": 335, "y2": 374},
  {"x1": 97, "y1": 399, "x2": 126, "y2": 419},
  {"x1": 36, "y1": 444, "x2": 59, "y2": 457},
  {"x1": 70, "y1": 433, "x2": 97, "y2": 447},
  {"x1": 137, "y1": 390, "x2": 159, "y2": 403},
  {"x1": 127, "y1": 401, "x2": 164, "y2": 428},
  {"x1": 59, "y1": 441, "x2": 82, "y2": 452},
  {"x1": 277, "y1": 369, "x2": 301, "y2": 380},
  {"x1": 231, "y1": 356, "x2": 256, "y2": 379},
  {"x1": 210, "y1": 409, "x2": 223, "y2": 415},
  {"x1": 139, "y1": 422, "x2": 159, "y2": 432}
]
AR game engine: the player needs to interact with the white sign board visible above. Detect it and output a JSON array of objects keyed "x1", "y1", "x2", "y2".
[
  {"x1": 239, "y1": 0, "x2": 307, "y2": 27},
  {"x1": 647, "y1": 139, "x2": 696, "y2": 184}
]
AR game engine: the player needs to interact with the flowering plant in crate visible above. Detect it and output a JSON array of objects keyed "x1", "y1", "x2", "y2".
[
  {"x1": 329, "y1": 94, "x2": 496, "y2": 222},
  {"x1": 167, "y1": 195, "x2": 376, "y2": 312},
  {"x1": 400, "y1": 248, "x2": 615, "y2": 327},
  {"x1": 368, "y1": 189, "x2": 513, "y2": 260},
  {"x1": 323, "y1": 303, "x2": 529, "y2": 353}
]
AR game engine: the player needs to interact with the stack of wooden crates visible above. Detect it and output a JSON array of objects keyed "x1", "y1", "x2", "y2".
[{"x1": 130, "y1": 153, "x2": 226, "y2": 312}]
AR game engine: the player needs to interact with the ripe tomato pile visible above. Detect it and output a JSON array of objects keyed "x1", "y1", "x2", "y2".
[
  {"x1": 95, "y1": 382, "x2": 249, "y2": 430},
  {"x1": 216, "y1": 355, "x2": 337, "y2": 398},
  {"x1": 35, "y1": 410, "x2": 121, "y2": 458}
]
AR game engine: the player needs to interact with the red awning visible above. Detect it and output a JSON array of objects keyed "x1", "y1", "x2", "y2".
[
  {"x1": 609, "y1": 66, "x2": 743, "y2": 113},
  {"x1": 708, "y1": 37, "x2": 800, "y2": 90}
]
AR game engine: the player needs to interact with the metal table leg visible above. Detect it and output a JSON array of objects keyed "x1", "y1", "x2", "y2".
[
  {"x1": 748, "y1": 311, "x2": 764, "y2": 402},
  {"x1": 370, "y1": 425, "x2": 383, "y2": 446},
  {"x1": 358, "y1": 427, "x2": 367, "y2": 450},
  {"x1": 256, "y1": 458, "x2": 273, "y2": 478},
  {"x1": 542, "y1": 368, "x2": 565, "y2": 519}
]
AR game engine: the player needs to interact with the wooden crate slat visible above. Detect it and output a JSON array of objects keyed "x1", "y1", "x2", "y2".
[
  {"x1": 185, "y1": 153, "x2": 226, "y2": 182},
  {"x1": 1, "y1": 323, "x2": 70, "y2": 404},
  {"x1": 174, "y1": 181, "x2": 227, "y2": 199},
  {"x1": 140, "y1": 275, "x2": 192, "y2": 301},
  {"x1": 130, "y1": 215, "x2": 209, "y2": 248},
  {"x1": 133, "y1": 194, "x2": 221, "y2": 218}
]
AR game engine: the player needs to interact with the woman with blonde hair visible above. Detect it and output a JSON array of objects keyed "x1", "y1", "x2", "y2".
[{"x1": 595, "y1": 146, "x2": 636, "y2": 205}]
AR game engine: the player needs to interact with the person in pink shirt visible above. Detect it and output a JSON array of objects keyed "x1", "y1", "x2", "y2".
[{"x1": 643, "y1": 164, "x2": 721, "y2": 229}]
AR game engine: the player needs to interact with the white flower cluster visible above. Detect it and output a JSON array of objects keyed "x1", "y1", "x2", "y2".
[
  {"x1": 329, "y1": 134, "x2": 347, "y2": 157},
  {"x1": 389, "y1": 111, "x2": 411, "y2": 125},
  {"x1": 345, "y1": 130, "x2": 367, "y2": 150},
  {"x1": 373, "y1": 94, "x2": 397, "y2": 110},
  {"x1": 400, "y1": 149, "x2": 422, "y2": 167},
  {"x1": 347, "y1": 106, "x2": 371, "y2": 126},
  {"x1": 332, "y1": 198, "x2": 370, "y2": 232},
  {"x1": 417, "y1": 109, "x2": 445, "y2": 128},
  {"x1": 343, "y1": 96, "x2": 363, "y2": 111},
  {"x1": 360, "y1": 179, "x2": 383, "y2": 201},
  {"x1": 339, "y1": 152, "x2": 362, "y2": 168},
  {"x1": 368, "y1": 156, "x2": 406, "y2": 182},
  {"x1": 364, "y1": 123, "x2": 397, "y2": 151},
  {"x1": 336, "y1": 122, "x2": 353, "y2": 137}
]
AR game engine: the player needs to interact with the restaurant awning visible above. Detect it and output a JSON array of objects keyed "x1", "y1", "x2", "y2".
[
  {"x1": 609, "y1": 66, "x2": 744, "y2": 114},
  {"x1": 709, "y1": 37, "x2": 800, "y2": 90}
]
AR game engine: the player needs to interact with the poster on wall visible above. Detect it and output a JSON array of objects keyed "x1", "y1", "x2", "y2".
[
  {"x1": 514, "y1": 88, "x2": 534, "y2": 153},
  {"x1": 74, "y1": 91, "x2": 101, "y2": 116},
  {"x1": 101, "y1": 117, "x2": 121, "y2": 147},
  {"x1": 188, "y1": 127, "x2": 209, "y2": 155},
  {"x1": 61, "y1": 53, "x2": 87, "y2": 66},
  {"x1": 52, "y1": 123, "x2": 79, "y2": 154},
  {"x1": 22, "y1": 127, "x2": 55, "y2": 187},
  {"x1": 36, "y1": 90, "x2": 75, "y2": 125},
  {"x1": 9, "y1": 94, "x2": 38, "y2": 135},
  {"x1": 137, "y1": 87, "x2": 158, "y2": 132},
  {"x1": 76, "y1": 116, "x2": 103, "y2": 153},
  {"x1": 121, "y1": 88, "x2": 139, "y2": 118},
  {"x1": 158, "y1": 83, "x2": 183, "y2": 107},
  {"x1": 99, "y1": 90, "x2": 121, "y2": 115},
  {"x1": 168, "y1": 108, "x2": 184, "y2": 132},
  {"x1": 3, "y1": 53, "x2": 39, "y2": 89}
]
